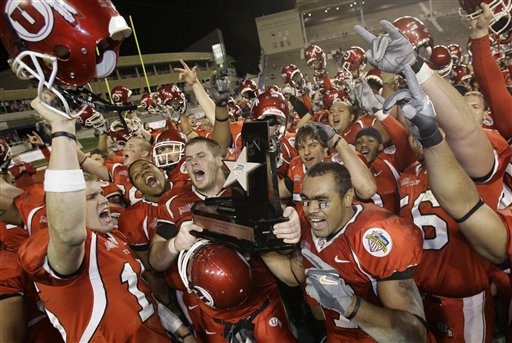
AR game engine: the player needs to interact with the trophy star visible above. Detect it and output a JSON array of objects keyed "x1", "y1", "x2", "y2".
[{"x1": 223, "y1": 147, "x2": 261, "y2": 192}]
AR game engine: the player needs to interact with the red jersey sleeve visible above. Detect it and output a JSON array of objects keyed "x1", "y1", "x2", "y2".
[
  {"x1": 40, "y1": 146, "x2": 51, "y2": 161},
  {"x1": 472, "y1": 35, "x2": 512, "y2": 140},
  {"x1": 380, "y1": 115, "x2": 417, "y2": 171},
  {"x1": 349, "y1": 216, "x2": 423, "y2": 280},
  {"x1": 13, "y1": 184, "x2": 47, "y2": 235}
]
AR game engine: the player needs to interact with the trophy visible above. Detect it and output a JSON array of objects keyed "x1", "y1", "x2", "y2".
[{"x1": 191, "y1": 121, "x2": 294, "y2": 252}]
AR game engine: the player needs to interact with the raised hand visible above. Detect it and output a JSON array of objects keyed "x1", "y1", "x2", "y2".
[
  {"x1": 353, "y1": 78, "x2": 385, "y2": 114},
  {"x1": 206, "y1": 70, "x2": 231, "y2": 106},
  {"x1": 468, "y1": 3, "x2": 492, "y2": 39},
  {"x1": 354, "y1": 21, "x2": 416, "y2": 74},
  {"x1": 307, "y1": 122, "x2": 338, "y2": 148},
  {"x1": 26, "y1": 131, "x2": 44, "y2": 146},
  {"x1": 175, "y1": 59, "x2": 198, "y2": 85},
  {"x1": 302, "y1": 249, "x2": 354, "y2": 316},
  {"x1": 383, "y1": 65, "x2": 442, "y2": 147}
]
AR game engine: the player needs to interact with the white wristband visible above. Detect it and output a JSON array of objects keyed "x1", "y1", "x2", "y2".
[
  {"x1": 415, "y1": 63, "x2": 435, "y2": 85},
  {"x1": 374, "y1": 110, "x2": 388, "y2": 121},
  {"x1": 44, "y1": 169, "x2": 86, "y2": 192},
  {"x1": 168, "y1": 238, "x2": 178, "y2": 254}
]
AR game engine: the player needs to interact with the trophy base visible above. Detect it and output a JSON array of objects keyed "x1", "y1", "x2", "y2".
[{"x1": 192, "y1": 198, "x2": 294, "y2": 253}]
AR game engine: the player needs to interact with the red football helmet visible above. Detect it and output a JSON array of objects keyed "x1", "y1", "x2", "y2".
[
  {"x1": 451, "y1": 64, "x2": 473, "y2": 86},
  {"x1": 322, "y1": 87, "x2": 350, "y2": 109},
  {"x1": 109, "y1": 121, "x2": 128, "y2": 150},
  {"x1": 268, "y1": 84, "x2": 281, "y2": 93},
  {"x1": 77, "y1": 105, "x2": 105, "y2": 128},
  {"x1": 140, "y1": 92, "x2": 159, "y2": 114},
  {"x1": 153, "y1": 128, "x2": 187, "y2": 168},
  {"x1": 304, "y1": 44, "x2": 327, "y2": 71},
  {"x1": 178, "y1": 240, "x2": 252, "y2": 310},
  {"x1": 447, "y1": 43, "x2": 462, "y2": 64},
  {"x1": 111, "y1": 86, "x2": 132, "y2": 106},
  {"x1": 459, "y1": 0, "x2": 512, "y2": 36},
  {"x1": 0, "y1": 137, "x2": 12, "y2": 172},
  {"x1": 429, "y1": 45, "x2": 454, "y2": 78},
  {"x1": 313, "y1": 73, "x2": 327, "y2": 92},
  {"x1": 333, "y1": 70, "x2": 353, "y2": 89},
  {"x1": 228, "y1": 102, "x2": 242, "y2": 120},
  {"x1": 158, "y1": 84, "x2": 187, "y2": 114},
  {"x1": 341, "y1": 46, "x2": 366, "y2": 74},
  {"x1": 365, "y1": 68, "x2": 383, "y2": 89},
  {"x1": 281, "y1": 64, "x2": 305, "y2": 89},
  {"x1": 393, "y1": 16, "x2": 434, "y2": 59},
  {"x1": 253, "y1": 91, "x2": 289, "y2": 138},
  {"x1": 0, "y1": 0, "x2": 131, "y2": 117}
]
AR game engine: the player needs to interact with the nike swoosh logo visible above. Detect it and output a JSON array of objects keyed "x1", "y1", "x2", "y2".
[
  {"x1": 373, "y1": 171, "x2": 382, "y2": 177},
  {"x1": 187, "y1": 305, "x2": 199, "y2": 310},
  {"x1": 334, "y1": 256, "x2": 350, "y2": 263},
  {"x1": 319, "y1": 275, "x2": 337, "y2": 285},
  {"x1": 205, "y1": 330, "x2": 217, "y2": 335}
]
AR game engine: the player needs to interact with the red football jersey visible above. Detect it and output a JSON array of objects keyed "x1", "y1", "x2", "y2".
[
  {"x1": 104, "y1": 159, "x2": 143, "y2": 206},
  {"x1": 0, "y1": 246, "x2": 63, "y2": 343},
  {"x1": 18, "y1": 229, "x2": 169, "y2": 343},
  {"x1": 118, "y1": 199, "x2": 160, "y2": 251},
  {"x1": 13, "y1": 183, "x2": 47, "y2": 235},
  {"x1": 0, "y1": 221, "x2": 28, "y2": 250},
  {"x1": 166, "y1": 157, "x2": 192, "y2": 190},
  {"x1": 366, "y1": 157, "x2": 400, "y2": 214},
  {"x1": 300, "y1": 203, "x2": 423, "y2": 340},
  {"x1": 399, "y1": 162, "x2": 494, "y2": 297}
]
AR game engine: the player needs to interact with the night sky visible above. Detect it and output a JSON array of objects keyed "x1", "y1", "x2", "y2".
[{"x1": 0, "y1": 0, "x2": 295, "y2": 76}]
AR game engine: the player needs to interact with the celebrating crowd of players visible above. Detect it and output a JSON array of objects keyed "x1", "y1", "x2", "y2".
[{"x1": 1, "y1": 0, "x2": 512, "y2": 342}]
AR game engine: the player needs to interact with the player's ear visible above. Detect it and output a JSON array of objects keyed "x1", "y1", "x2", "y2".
[{"x1": 343, "y1": 188, "x2": 354, "y2": 207}]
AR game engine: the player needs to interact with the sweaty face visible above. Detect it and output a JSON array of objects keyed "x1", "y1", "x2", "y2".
[
  {"x1": 123, "y1": 138, "x2": 148, "y2": 167},
  {"x1": 355, "y1": 135, "x2": 381, "y2": 163},
  {"x1": 328, "y1": 102, "x2": 353, "y2": 132},
  {"x1": 185, "y1": 142, "x2": 223, "y2": 195},
  {"x1": 464, "y1": 95, "x2": 486, "y2": 126},
  {"x1": 297, "y1": 138, "x2": 328, "y2": 170},
  {"x1": 85, "y1": 181, "x2": 113, "y2": 233},
  {"x1": 129, "y1": 160, "x2": 167, "y2": 197},
  {"x1": 301, "y1": 174, "x2": 346, "y2": 238}
]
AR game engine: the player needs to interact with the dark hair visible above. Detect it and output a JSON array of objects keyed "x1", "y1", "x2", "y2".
[
  {"x1": 296, "y1": 124, "x2": 326, "y2": 148},
  {"x1": 128, "y1": 159, "x2": 157, "y2": 186},
  {"x1": 355, "y1": 127, "x2": 382, "y2": 145},
  {"x1": 306, "y1": 161, "x2": 352, "y2": 199},
  {"x1": 185, "y1": 137, "x2": 221, "y2": 157}
]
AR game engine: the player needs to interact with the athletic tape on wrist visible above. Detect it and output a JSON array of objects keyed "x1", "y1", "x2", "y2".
[
  {"x1": 157, "y1": 302, "x2": 183, "y2": 333},
  {"x1": 44, "y1": 169, "x2": 86, "y2": 192},
  {"x1": 415, "y1": 63, "x2": 435, "y2": 85}
]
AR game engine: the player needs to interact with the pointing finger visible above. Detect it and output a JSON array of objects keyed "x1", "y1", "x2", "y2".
[{"x1": 353, "y1": 24, "x2": 376, "y2": 44}]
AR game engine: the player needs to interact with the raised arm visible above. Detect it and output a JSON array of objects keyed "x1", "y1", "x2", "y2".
[
  {"x1": 176, "y1": 60, "x2": 215, "y2": 124},
  {"x1": 469, "y1": 3, "x2": 512, "y2": 140},
  {"x1": 354, "y1": 20, "x2": 494, "y2": 179},
  {"x1": 388, "y1": 63, "x2": 508, "y2": 264},
  {"x1": 77, "y1": 149, "x2": 110, "y2": 181},
  {"x1": 32, "y1": 98, "x2": 86, "y2": 276}
]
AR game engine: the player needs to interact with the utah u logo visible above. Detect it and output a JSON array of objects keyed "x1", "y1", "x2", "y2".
[{"x1": 6, "y1": 0, "x2": 78, "y2": 43}]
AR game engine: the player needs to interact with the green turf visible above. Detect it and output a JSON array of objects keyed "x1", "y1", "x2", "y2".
[{"x1": 33, "y1": 137, "x2": 99, "y2": 168}]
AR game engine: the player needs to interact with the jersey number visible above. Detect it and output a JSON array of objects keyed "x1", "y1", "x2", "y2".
[
  {"x1": 121, "y1": 262, "x2": 155, "y2": 322},
  {"x1": 409, "y1": 191, "x2": 449, "y2": 250}
]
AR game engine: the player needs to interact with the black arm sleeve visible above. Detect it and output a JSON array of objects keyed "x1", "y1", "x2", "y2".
[{"x1": 156, "y1": 221, "x2": 179, "y2": 239}]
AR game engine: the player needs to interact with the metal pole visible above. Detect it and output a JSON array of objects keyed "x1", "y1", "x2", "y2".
[
  {"x1": 429, "y1": 0, "x2": 433, "y2": 18},
  {"x1": 360, "y1": 3, "x2": 365, "y2": 28}
]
